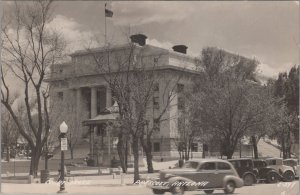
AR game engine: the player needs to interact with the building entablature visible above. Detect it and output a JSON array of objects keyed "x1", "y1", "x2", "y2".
[{"x1": 45, "y1": 43, "x2": 201, "y2": 82}]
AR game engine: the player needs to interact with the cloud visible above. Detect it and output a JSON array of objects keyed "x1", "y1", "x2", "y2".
[
  {"x1": 257, "y1": 63, "x2": 296, "y2": 78},
  {"x1": 111, "y1": 2, "x2": 195, "y2": 26},
  {"x1": 47, "y1": 15, "x2": 97, "y2": 53}
]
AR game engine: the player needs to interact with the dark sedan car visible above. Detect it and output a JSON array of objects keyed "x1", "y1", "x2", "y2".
[
  {"x1": 253, "y1": 159, "x2": 282, "y2": 183},
  {"x1": 148, "y1": 159, "x2": 243, "y2": 195},
  {"x1": 228, "y1": 158, "x2": 257, "y2": 186}
]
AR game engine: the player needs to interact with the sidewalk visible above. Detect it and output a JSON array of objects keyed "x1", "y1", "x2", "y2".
[{"x1": 1, "y1": 158, "x2": 178, "y2": 178}]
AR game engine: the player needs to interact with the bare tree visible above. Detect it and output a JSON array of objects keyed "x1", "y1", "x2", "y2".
[
  {"x1": 191, "y1": 47, "x2": 274, "y2": 159},
  {"x1": 1, "y1": 0, "x2": 66, "y2": 176},
  {"x1": 1, "y1": 103, "x2": 19, "y2": 162},
  {"x1": 140, "y1": 72, "x2": 181, "y2": 173},
  {"x1": 87, "y1": 39, "x2": 186, "y2": 181},
  {"x1": 50, "y1": 94, "x2": 87, "y2": 159}
]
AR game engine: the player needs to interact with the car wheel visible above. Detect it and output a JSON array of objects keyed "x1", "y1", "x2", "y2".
[
  {"x1": 224, "y1": 181, "x2": 235, "y2": 194},
  {"x1": 243, "y1": 174, "x2": 255, "y2": 186},
  {"x1": 152, "y1": 189, "x2": 165, "y2": 195},
  {"x1": 266, "y1": 172, "x2": 279, "y2": 183},
  {"x1": 283, "y1": 171, "x2": 295, "y2": 182},
  {"x1": 204, "y1": 190, "x2": 214, "y2": 194},
  {"x1": 171, "y1": 185, "x2": 184, "y2": 195}
]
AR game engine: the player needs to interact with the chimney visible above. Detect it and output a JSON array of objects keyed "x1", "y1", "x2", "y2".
[
  {"x1": 172, "y1": 45, "x2": 188, "y2": 54},
  {"x1": 130, "y1": 34, "x2": 147, "y2": 46}
]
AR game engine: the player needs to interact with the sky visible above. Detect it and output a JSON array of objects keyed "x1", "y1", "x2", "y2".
[{"x1": 3, "y1": 1, "x2": 300, "y2": 78}]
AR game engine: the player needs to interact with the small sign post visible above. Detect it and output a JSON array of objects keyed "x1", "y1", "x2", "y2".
[{"x1": 61, "y1": 138, "x2": 68, "y2": 151}]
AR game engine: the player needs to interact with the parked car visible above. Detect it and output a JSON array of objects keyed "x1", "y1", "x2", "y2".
[
  {"x1": 266, "y1": 158, "x2": 295, "y2": 182},
  {"x1": 148, "y1": 159, "x2": 243, "y2": 195},
  {"x1": 253, "y1": 159, "x2": 282, "y2": 183},
  {"x1": 228, "y1": 158, "x2": 257, "y2": 186},
  {"x1": 283, "y1": 158, "x2": 300, "y2": 178}
]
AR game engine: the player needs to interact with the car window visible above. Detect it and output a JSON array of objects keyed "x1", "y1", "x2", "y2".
[
  {"x1": 254, "y1": 161, "x2": 267, "y2": 167},
  {"x1": 266, "y1": 160, "x2": 276, "y2": 165},
  {"x1": 200, "y1": 162, "x2": 216, "y2": 170},
  {"x1": 218, "y1": 162, "x2": 231, "y2": 170},
  {"x1": 284, "y1": 160, "x2": 297, "y2": 166},
  {"x1": 240, "y1": 160, "x2": 252, "y2": 167},
  {"x1": 229, "y1": 161, "x2": 240, "y2": 168},
  {"x1": 183, "y1": 161, "x2": 199, "y2": 169}
]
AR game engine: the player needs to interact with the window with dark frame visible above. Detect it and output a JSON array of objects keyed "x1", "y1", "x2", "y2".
[
  {"x1": 153, "y1": 83, "x2": 159, "y2": 92},
  {"x1": 191, "y1": 143, "x2": 198, "y2": 152},
  {"x1": 178, "y1": 97, "x2": 185, "y2": 110},
  {"x1": 153, "y1": 118, "x2": 160, "y2": 131},
  {"x1": 58, "y1": 92, "x2": 63, "y2": 100},
  {"x1": 96, "y1": 124, "x2": 106, "y2": 136},
  {"x1": 153, "y1": 142, "x2": 160, "y2": 152},
  {"x1": 153, "y1": 96, "x2": 159, "y2": 109},
  {"x1": 177, "y1": 84, "x2": 184, "y2": 93}
]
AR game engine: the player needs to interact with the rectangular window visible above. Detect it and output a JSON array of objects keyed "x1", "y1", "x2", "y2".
[
  {"x1": 153, "y1": 118, "x2": 160, "y2": 131},
  {"x1": 153, "y1": 96, "x2": 159, "y2": 109},
  {"x1": 178, "y1": 97, "x2": 185, "y2": 110},
  {"x1": 178, "y1": 117, "x2": 185, "y2": 131},
  {"x1": 97, "y1": 124, "x2": 106, "y2": 136},
  {"x1": 153, "y1": 142, "x2": 160, "y2": 152},
  {"x1": 177, "y1": 84, "x2": 184, "y2": 93},
  {"x1": 58, "y1": 92, "x2": 64, "y2": 100},
  {"x1": 191, "y1": 143, "x2": 198, "y2": 152},
  {"x1": 153, "y1": 83, "x2": 159, "y2": 92}
]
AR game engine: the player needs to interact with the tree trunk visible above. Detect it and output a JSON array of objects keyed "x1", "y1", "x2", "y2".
[
  {"x1": 141, "y1": 136, "x2": 154, "y2": 173},
  {"x1": 251, "y1": 136, "x2": 259, "y2": 159},
  {"x1": 70, "y1": 148, "x2": 74, "y2": 159},
  {"x1": 281, "y1": 136, "x2": 286, "y2": 159},
  {"x1": 225, "y1": 145, "x2": 235, "y2": 160},
  {"x1": 132, "y1": 136, "x2": 140, "y2": 183},
  {"x1": 6, "y1": 146, "x2": 10, "y2": 162},
  {"x1": 29, "y1": 147, "x2": 42, "y2": 177},
  {"x1": 117, "y1": 133, "x2": 127, "y2": 173}
]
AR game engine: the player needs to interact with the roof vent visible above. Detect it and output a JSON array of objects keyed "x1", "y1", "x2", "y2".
[
  {"x1": 172, "y1": 45, "x2": 188, "y2": 54},
  {"x1": 130, "y1": 34, "x2": 147, "y2": 46}
]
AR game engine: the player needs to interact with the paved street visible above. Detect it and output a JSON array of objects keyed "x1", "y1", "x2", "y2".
[{"x1": 1, "y1": 181, "x2": 299, "y2": 195}]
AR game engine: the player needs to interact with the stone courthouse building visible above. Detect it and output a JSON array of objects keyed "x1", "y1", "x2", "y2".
[{"x1": 46, "y1": 34, "x2": 202, "y2": 166}]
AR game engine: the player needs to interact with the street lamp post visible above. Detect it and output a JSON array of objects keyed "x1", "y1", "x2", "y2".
[{"x1": 58, "y1": 121, "x2": 68, "y2": 193}]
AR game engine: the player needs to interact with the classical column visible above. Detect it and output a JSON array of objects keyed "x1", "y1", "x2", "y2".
[
  {"x1": 91, "y1": 87, "x2": 97, "y2": 118},
  {"x1": 106, "y1": 85, "x2": 112, "y2": 108},
  {"x1": 90, "y1": 87, "x2": 97, "y2": 158},
  {"x1": 76, "y1": 88, "x2": 82, "y2": 121}
]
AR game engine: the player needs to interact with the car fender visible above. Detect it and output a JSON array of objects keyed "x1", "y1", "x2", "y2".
[
  {"x1": 167, "y1": 176, "x2": 198, "y2": 191},
  {"x1": 282, "y1": 165, "x2": 294, "y2": 172},
  {"x1": 267, "y1": 169, "x2": 283, "y2": 180},
  {"x1": 283, "y1": 169, "x2": 295, "y2": 176},
  {"x1": 223, "y1": 175, "x2": 244, "y2": 188},
  {"x1": 242, "y1": 172, "x2": 257, "y2": 182}
]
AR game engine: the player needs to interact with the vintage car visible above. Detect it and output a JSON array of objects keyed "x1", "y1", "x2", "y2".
[
  {"x1": 148, "y1": 159, "x2": 243, "y2": 195},
  {"x1": 266, "y1": 158, "x2": 295, "y2": 182},
  {"x1": 283, "y1": 158, "x2": 300, "y2": 178},
  {"x1": 252, "y1": 159, "x2": 282, "y2": 183},
  {"x1": 228, "y1": 158, "x2": 257, "y2": 186}
]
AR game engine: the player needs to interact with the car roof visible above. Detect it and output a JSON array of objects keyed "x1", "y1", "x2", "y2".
[
  {"x1": 228, "y1": 158, "x2": 252, "y2": 161},
  {"x1": 266, "y1": 158, "x2": 282, "y2": 160},
  {"x1": 253, "y1": 159, "x2": 266, "y2": 161},
  {"x1": 283, "y1": 158, "x2": 297, "y2": 161},
  {"x1": 188, "y1": 159, "x2": 230, "y2": 163}
]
